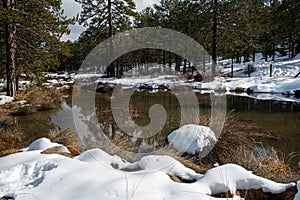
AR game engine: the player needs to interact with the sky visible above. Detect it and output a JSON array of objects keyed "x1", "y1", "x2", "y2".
[{"x1": 61, "y1": 0, "x2": 160, "y2": 41}]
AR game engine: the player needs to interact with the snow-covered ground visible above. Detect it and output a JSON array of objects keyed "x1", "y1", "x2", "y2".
[
  {"x1": 0, "y1": 95, "x2": 14, "y2": 105},
  {"x1": 83, "y1": 54, "x2": 299, "y2": 102},
  {"x1": 0, "y1": 138, "x2": 297, "y2": 200}
]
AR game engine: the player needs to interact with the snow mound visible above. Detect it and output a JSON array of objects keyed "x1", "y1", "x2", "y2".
[
  {"x1": 24, "y1": 138, "x2": 70, "y2": 153},
  {"x1": 167, "y1": 124, "x2": 217, "y2": 156},
  {"x1": 0, "y1": 160, "x2": 58, "y2": 197},
  {"x1": 125, "y1": 155, "x2": 202, "y2": 181},
  {"x1": 0, "y1": 95, "x2": 14, "y2": 105},
  {"x1": 0, "y1": 139, "x2": 297, "y2": 200},
  {"x1": 295, "y1": 181, "x2": 300, "y2": 200},
  {"x1": 75, "y1": 148, "x2": 129, "y2": 169},
  {"x1": 197, "y1": 164, "x2": 296, "y2": 195}
]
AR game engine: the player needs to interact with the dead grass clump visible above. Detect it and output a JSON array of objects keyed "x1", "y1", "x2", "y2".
[
  {"x1": 41, "y1": 146, "x2": 72, "y2": 158},
  {"x1": 213, "y1": 186, "x2": 297, "y2": 200},
  {"x1": 5, "y1": 86, "x2": 63, "y2": 116},
  {"x1": 166, "y1": 173, "x2": 182, "y2": 183},
  {"x1": 236, "y1": 185, "x2": 297, "y2": 200},
  {"x1": 176, "y1": 156, "x2": 212, "y2": 174},
  {"x1": 0, "y1": 128, "x2": 22, "y2": 149},
  {"x1": 0, "y1": 114, "x2": 24, "y2": 156},
  {"x1": 195, "y1": 113, "x2": 293, "y2": 182},
  {"x1": 0, "y1": 114, "x2": 15, "y2": 128},
  {"x1": 17, "y1": 86, "x2": 62, "y2": 111},
  {"x1": 0, "y1": 149, "x2": 21, "y2": 157},
  {"x1": 49, "y1": 128, "x2": 81, "y2": 156}
]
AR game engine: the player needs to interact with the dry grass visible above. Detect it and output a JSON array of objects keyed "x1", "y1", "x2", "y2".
[
  {"x1": 49, "y1": 128, "x2": 82, "y2": 157},
  {"x1": 0, "y1": 149, "x2": 21, "y2": 157},
  {"x1": 18, "y1": 86, "x2": 62, "y2": 110},
  {"x1": 0, "y1": 114, "x2": 24, "y2": 156},
  {"x1": 41, "y1": 146, "x2": 72, "y2": 158},
  {"x1": 1, "y1": 86, "x2": 62, "y2": 116},
  {"x1": 213, "y1": 185, "x2": 297, "y2": 200},
  {"x1": 174, "y1": 112, "x2": 295, "y2": 183}
]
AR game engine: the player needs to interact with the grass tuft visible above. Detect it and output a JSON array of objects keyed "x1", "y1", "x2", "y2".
[{"x1": 49, "y1": 128, "x2": 82, "y2": 157}]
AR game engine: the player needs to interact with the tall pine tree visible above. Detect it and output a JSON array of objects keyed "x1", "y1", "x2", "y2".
[
  {"x1": 76, "y1": 0, "x2": 136, "y2": 39},
  {"x1": 0, "y1": 0, "x2": 71, "y2": 96}
]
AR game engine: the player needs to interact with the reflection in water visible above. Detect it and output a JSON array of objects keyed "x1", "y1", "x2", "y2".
[{"x1": 17, "y1": 92, "x2": 300, "y2": 164}]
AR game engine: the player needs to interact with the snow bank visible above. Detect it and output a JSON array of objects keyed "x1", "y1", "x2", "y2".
[
  {"x1": 168, "y1": 124, "x2": 217, "y2": 156},
  {"x1": 125, "y1": 155, "x2": 202, "y2": 181},
  {"x1": 196, "y1": 164, "x2": 295, "y2": 195},
  {"x1": 295, "y1": 181, "x2": 300, "y2": 200},
  {"x1": 0, "y1": 95, "x2": 14, "y2": 105},
  {"x1": 0, "y1": 139, "x2": 296, "y2": 200},
  {"x1": 75, "y1": 148, "x2": 129, "y2": 169},
  {"x1": 23, "y1": 138, "x2": 70, "y2": 153}
]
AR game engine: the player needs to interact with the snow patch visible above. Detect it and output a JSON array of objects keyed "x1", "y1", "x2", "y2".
[{"x1": 0, "y1": 95, "x2": 14, "y2": 105}]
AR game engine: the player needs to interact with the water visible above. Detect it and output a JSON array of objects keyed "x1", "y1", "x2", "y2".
[{"x1": 16, "y1": 92, "x2": 300, "y2": 166}]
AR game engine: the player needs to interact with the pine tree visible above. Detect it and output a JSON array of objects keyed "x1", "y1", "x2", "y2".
[
  {"x1": 76, "y1": 0, "x2": 136, "y2": 39},
  {"x1": 279, "y1": 0, "x2": 300, "y2": 58},
  {"x1": 0, "y1": 0, "x2": 71, "y2": 96}
]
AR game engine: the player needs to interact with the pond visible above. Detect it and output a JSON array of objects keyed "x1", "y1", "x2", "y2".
[{"x1": 16, "y1": 91, "x2": 300, "y2": 167}]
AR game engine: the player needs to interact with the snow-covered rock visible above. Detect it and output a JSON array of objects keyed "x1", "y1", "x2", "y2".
[
  {"x1": 167, "y1": 124, "x2": 217, "y2": 156},
  {"x1": 0, "y1": 95, "x2": 14, "y2": 105},
  {"x1": 24, "y1": 138, "x2": 70, "y2": 153}
]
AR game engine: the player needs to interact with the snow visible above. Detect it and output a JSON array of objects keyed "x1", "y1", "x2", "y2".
[
  {"x1": 0, "y1": 138, "x2": 297, "y2": 200},
  {"x1": 23, "y1": 138, "x2": 70, "y2": 153},
  {"x1": 196, "y1": 164, "x2": 295, "y2": 195},
  {"x1": 124, "y1": 155, "x2": 202, "y2": 181},
  {"x1": 295, "y1": 181, "x2": 300, "y2": 200},
  {"x1": 167, "y1": 124, "x2": 217, "y2": 156},
  {"x1": 0, "y1": 95, "x2": 14, "y2": 105},
  {"x1": 74, "y1": 148, "x2": 129, "y2": 169},
  {"x1": 79, "y1": 55, "x2": 300, "y2": 102}
]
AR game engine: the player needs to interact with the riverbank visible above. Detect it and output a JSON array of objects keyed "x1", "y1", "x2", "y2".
[{"x1": 0, "y1": 137, "x2": 299, "y2": 200}]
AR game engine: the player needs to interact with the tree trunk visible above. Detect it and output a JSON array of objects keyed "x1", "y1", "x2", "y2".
[
  {"x1": 108, "y1": 0, "x2": 113, "y2": 38},
  {"x1": 212, "y1": 0, "x2": 217, "y2": 78},
  {"x1": 107, "y1": 0, "x2": 116, "y2": 77},
  {"x1": 5, "y1": 0, "x2": 17, "y2": 97}
]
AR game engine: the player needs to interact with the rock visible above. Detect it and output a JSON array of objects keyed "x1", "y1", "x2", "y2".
[
  {"x1": 235, "y1": 87, "x2": 245, "y2": 94},
  {"x1": 247, "y1": 87, "x2": 254, "y2": 94}
]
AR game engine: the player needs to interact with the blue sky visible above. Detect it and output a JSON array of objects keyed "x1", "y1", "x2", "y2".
[{"x1": 61, "y1": 0, "x2": 160, "y2": 41}]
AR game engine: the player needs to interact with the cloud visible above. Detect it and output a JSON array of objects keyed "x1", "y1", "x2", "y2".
[
  {"x1": 61, "y1": 24, "x2": 86, "y2": 42},
  {"x1": 135, "y1": 0, "x2": 160, "y2": 11},
  {"x1": 62, "y1": 0, "x2": 82, "y2": 17}
]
